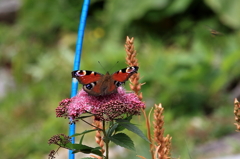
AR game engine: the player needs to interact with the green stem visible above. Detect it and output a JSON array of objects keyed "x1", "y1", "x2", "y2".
[
  {"x1": 80, "y1": 118, "x2": 103, "y2": 131},
  {"x1": 102, "y1": 121, "x2": 109, "y2": 159}
]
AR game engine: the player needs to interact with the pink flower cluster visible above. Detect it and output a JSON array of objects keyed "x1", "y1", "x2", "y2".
[
  {"x1": 56, "y1": 98, "x2": 72, "y2": 118},
  {"x1": 56, "y1": 87, "x2": 145, "y2": 121}
]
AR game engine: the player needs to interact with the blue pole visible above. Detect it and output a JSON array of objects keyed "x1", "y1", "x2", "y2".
[{"x1": 69, "y1": 0, "x2": 90, "y2": 159}]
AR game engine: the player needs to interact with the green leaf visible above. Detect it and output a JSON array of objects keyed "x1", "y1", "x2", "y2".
[
  {"x1": 65, "y1": 137, "x2": 102, "y2": 156},
  {"x1": 79, "y1": 134, "x2": 85, "y2": 144},
  {"x1": 64, "y1": 142, "x2": 90, "y2": 150},
  {"x1": 107, "y1": 123, "x2": 119, "y2": 137},
  {"x1": 115, "y1": 124, "x2": 125, "y2": 132},
  {"x1": 71, "y1": 129, "x2": 97, "y2": 137},
  {"x1": 71, "y1": 144, "x2": 92, "y2": 151},
  {"x1": 116, "y1": 119, "x2": 150, "y2": 143},
  {"x1": 115, "y1": 116, "x2": 133, "y2": 132},
  {"x1": 91, "y1": 147, "x2": 103, "y2": 156},
  {"x1": 124, "y1": 115, "x2": 133, "y2": 121},
  {"x1": 109, "y1": 133, "x2": 135, "y2": 151},
  {"x1": 71, "y1": 144, "x2": 102, "y2": 156}
]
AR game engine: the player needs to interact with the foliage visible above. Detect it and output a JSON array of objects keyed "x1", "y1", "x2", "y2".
[
  {"x1": 48, "y1": 116, "x2": 148, "y2": 158},
  {"x1": 0, "y1": 0, "x2": 240, "y2": 158}
]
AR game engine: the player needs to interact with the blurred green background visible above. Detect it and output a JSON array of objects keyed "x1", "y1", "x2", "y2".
[{"x1": 1, "y1": 0, "x2": 240, "y2": 158}]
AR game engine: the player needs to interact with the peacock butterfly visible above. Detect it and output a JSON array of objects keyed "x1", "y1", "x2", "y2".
[{"x1": 72, "y1": 66, "x2": 138, "y2": 96}]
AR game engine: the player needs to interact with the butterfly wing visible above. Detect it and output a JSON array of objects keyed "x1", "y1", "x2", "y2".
[
  {"x1": 72, "y1": 70, "x2": 103, "y2": 84},
  {"x1": 112, "y1": 66, "x2": 139, "y2": 82},
  {"x1": 72, "y1": 70, "x2": 104, "y2": 96}
]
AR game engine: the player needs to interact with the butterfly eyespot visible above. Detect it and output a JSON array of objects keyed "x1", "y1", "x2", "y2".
[
  {"x1": 84, "y1": 83, "x2": 95, "y2": 90},
  {"x1": 76, "y1": 70, "x2": 86, "y2": 76},
  {"x1": 126, "y1": 66, "x2": 138, "y2": 73},
  {"x1": 114, "y1": 81, "x2": 122, "y2": 87}
]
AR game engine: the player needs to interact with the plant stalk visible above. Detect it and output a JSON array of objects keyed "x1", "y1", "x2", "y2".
[{"x1": 102, "y1": 121, "x2": 109, "y2": 159}]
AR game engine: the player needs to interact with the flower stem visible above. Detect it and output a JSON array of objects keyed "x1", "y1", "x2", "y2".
[
  {"x1": 102, "y1": 121, "x2": 109, "y2": 159},
  {"x1": 142, "y1": 108, "x2": 154, "y2": 159},
  {"x1": 80, "y1": 118, "x2": 103, "y2": 130}
]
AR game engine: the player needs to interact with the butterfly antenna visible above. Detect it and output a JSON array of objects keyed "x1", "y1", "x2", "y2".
[
  {"x1": 98, "y1": 61, "x2": 119, "y2": 73},
  {"x1": 109, "y1": 61, "x2": 119, "y2": 72},
  {"x1": 98, "y1": 61, "x2": 107, "y2": 72}
]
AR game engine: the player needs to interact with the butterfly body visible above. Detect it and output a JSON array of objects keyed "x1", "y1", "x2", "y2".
[{"x1": 72, "y1": 66, "x2": 138, "y2": 96}]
